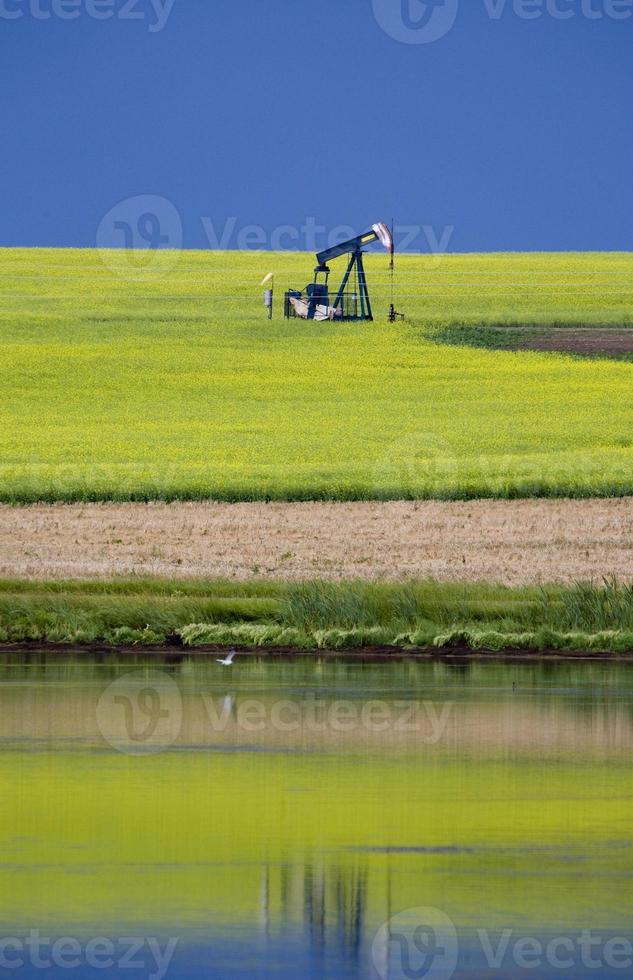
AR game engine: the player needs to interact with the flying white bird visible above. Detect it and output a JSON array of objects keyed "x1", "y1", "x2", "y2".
[{"x1": 216, "y1": 649, "x2": 237, "y2": 667}]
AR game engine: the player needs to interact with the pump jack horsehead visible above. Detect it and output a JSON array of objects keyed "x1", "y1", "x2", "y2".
[{"x1": 284, "y1": 222, "x2": 402, "y2": 322}]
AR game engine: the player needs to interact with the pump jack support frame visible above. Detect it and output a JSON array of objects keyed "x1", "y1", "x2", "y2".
[{"x1": 328, "y1": 248, "x2": 372, "y2": 321}]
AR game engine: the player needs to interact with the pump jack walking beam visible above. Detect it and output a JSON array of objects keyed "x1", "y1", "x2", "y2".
[{"x1": 314, "y1": 228, "x2": 386, "y2": 268}]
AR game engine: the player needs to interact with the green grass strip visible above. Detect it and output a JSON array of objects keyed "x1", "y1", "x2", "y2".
[{"x1": 1, "y1": 576, "x2": 633, "y2": 653}]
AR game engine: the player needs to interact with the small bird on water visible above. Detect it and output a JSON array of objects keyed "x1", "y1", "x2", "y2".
[{"x1": 217, "y1": 649, "x2": 237, "y2": 667}]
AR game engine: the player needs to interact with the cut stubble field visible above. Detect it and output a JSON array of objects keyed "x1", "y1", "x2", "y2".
[
  {"x1": 1, "y1": 247, "x2": 633, "y2": 504},
  {"x1": 3, "y1": 498, "x2": 633, "y2": 585}
]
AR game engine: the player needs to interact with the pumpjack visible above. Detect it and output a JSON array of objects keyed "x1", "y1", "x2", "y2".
[{"x1": 284, "y1": 222, "x2": 394, "y2": 322}]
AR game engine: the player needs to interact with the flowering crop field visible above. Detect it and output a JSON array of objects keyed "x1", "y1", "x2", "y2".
[{"x1": 1, "y1": 247, "x2": 632, "y2": 503}]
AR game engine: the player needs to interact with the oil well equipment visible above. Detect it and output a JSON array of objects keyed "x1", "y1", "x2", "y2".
[{"x1": 284, "y1": 222, "x2": 397, "y2": 322}]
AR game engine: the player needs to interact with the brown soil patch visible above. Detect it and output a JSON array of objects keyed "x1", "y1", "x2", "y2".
[
  {"x1": 520, "y1": 327, "x2": 633, "y2": 356},
  {"x1": 2, "y1": 499, "x2": 633, "y2": 585}
]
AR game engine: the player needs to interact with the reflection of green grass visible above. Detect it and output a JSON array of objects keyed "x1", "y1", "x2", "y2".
[
  {"x1": 2, "y1": 248, "x2": 633, "y2": 501},
  {"x1": 3, "y1": 577, "x2": 633, "y2": 652}
]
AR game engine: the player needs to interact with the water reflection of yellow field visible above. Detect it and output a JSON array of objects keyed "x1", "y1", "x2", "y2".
[
  {"x1": 2, "y1": 660, "x2": 633, "y2": 943},
  {"x1": 2, "y1": 749, "x2": 632, "y2": 936}
]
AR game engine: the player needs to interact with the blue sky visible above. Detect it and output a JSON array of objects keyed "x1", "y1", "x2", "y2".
[{"x1": 1, "y1": 0, "x2": 631, "y2": 252}]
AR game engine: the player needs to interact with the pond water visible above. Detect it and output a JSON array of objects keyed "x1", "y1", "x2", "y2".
[{"x1": 1, "y1": 656, "x2": 632, "y2": 979}]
